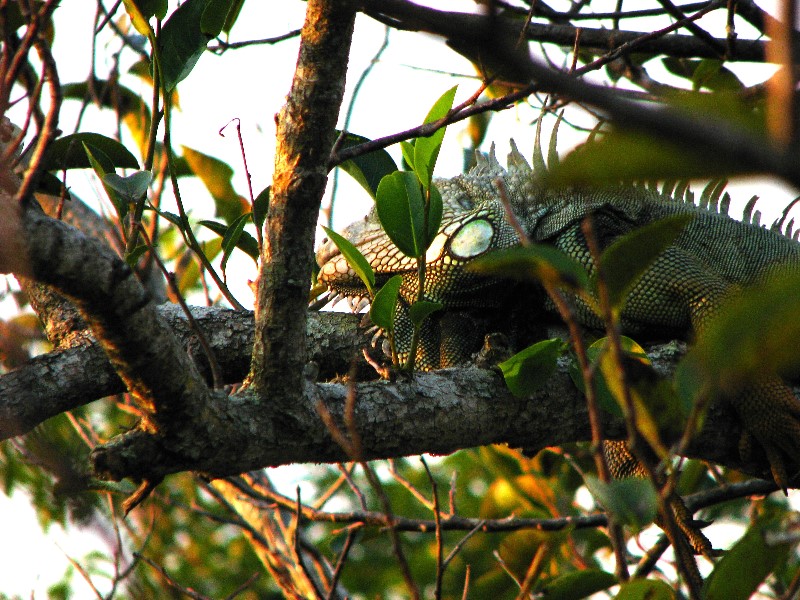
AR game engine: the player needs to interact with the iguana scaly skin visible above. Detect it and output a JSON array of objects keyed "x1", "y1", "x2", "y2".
[{"x1": 316, "y1": 142, "x2": 800, "y2": 495}]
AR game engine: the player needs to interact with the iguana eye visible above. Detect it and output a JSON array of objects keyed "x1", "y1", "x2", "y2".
[{"x1": 449, "y1": 219, "x2": 493, "y2": 259}]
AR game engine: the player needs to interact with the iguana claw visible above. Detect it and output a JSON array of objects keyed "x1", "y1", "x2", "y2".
[{"x1": 734, "y1": 378, "x2": 800, "y2": 493}]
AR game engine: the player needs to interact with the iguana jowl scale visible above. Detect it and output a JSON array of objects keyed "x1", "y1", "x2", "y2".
[{"x1": 316, "y1": 142, "x2": 800, "y2": 494}]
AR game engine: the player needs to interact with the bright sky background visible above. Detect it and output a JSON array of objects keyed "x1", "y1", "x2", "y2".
[{"x1": 2, "y1": 1, "x2": 799, "y2": 597}]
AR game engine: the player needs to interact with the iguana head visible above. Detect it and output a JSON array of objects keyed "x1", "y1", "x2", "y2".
[{"x1": 315, "y1": 143, "x2": 545, "y2": 367}]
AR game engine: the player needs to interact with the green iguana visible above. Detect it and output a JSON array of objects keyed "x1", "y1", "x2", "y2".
[{"x1": 315, "y1": 140, "x2": 800, "y2": 546}]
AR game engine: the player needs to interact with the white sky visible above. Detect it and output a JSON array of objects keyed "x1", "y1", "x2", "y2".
[{"x1": 2, "y1": 1, "x2": 799, "y2": 596}]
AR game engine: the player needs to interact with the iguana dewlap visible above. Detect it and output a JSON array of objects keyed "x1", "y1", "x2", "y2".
[{"x1": 316, "y1": 142, "x2": 800, "y2": 490}]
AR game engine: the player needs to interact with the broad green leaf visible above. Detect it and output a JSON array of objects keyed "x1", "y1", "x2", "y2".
[
  {"x1": 426, "y1": 183, "x2": 443, "y2": 246},
  {"x1": 376, "y1": 171, "x2": 426, "y2": 258},
  {"x1": 408, "y1": 300, "x2": 442, "y2": 327},
  {"x1": 83, "y1": 143, "x2": 124, "y2": 218},
  {"x1": 370, "y1": 275, "x2": 402, "y2": 332},
  {"x1": 320, "y1": 226, "x2": 375, "y2": 294},
  {"x1": 597, "y1": 213, "x2": 695, "y2": 311},
  {"x1": 614, "y1": 579, "x2": 676, "y2": 600},
  {"x1": 336, "y1": 133, "x2": 398, "y2": 199},
  {"x1": 414, "y1": 85, "x2": 457, "y2": 189},
  {"x1": 584, "y1": 476, "x2": 657, "y2": 532},
  {"x1": 44, "y1": 133, "x2": 139, "y2": 170},
  {"x1": 469, "y1": 245, "x2": 589, "y2": 292},
  {"x1": 200, "y1": 0, "x2": 236, "y2": 36},
  {"x1": 158, "y1": 0, "x2": 212, "y2": 91},
  {"x1": 252, "y1": 186, "x2": 270, "y2": 231},
  {"x1": 220, "y1": 212, "x2": 251, "y2": 271},
  {"x1": 704, "y1": 519, "x2": 792, "y2": 600},
  {"x1": 222, "y1": 0, "x2": 245, "y2": 33},
  {"x1": 678, "y1": 268, "x2": 800, "y2": 397},
  {"x1": 540, "y1": 569, "x2": 616, "y2": 600},
  {"x1": 498, "y1": 339, "x2": 565, "y2": 398},
  {"x1": 400, "y1": 140, "x2": 416, "y2": 172},
  {"x1": 199, "y1": 219, "x2": 259, "y2": 262},
  {"x1": 181, "y1": 145, "x2": 247, "y2": 224},
  {"x1": 102, "y1": 171, "x2": 152, "y2": 201}
]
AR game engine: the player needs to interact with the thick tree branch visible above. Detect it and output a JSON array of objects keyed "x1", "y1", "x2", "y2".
[{"x1": 249, "y1": 0, "x2": 356, "y2": 397}]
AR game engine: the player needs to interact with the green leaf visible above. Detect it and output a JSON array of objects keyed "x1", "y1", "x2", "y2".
[
  {"x1": 408, "y1": 300, "x2": 442, "y2": 327},
  {"x1": 370, "y1": 275, "x2": 403, "y2": 332},
  {"x1": 376, "y1": 171, "x2": 426, "y2": 258},
  {"x1": 336, "y1": 133, "x2": 398, "y2": 199},
  {"x1": 181, "y1": 145, "x2": 246, "y2": 224},
  {"x1": 200, "y1": 0, "x2": 236, "y2": 36},
  {"x1": 252, "y1": 186, "x2": 270, "y2": 231},
  {"x1": 426, "y1": 183, "x2": 443, "y2": 247},
  {"x1": 102, "y1": 171, "x2": 152, "y2": 201},
  {"x1": 678, "y1": 268, "x2": 800, "y2": 397},
  {"x1": 158, "y1": 0, "x2": 213, "y2": 91},
  {"x1": 469, "y1": 245, "x2": 589, "y2": 291},
  {"x1": 83, "y1": 143, "x2": 124, "y2": 218},
  {"x1": 220, "y1": 212, "x2": 251, "y2": 271},
  {"x1": 614, "y1": 579, "x2": 676, "y2": 600},
  {"x1": 597, "y1": 213, "x2": 695, "y2": 311},
  {"x1": 539, "y1": 569, "x2": 616, "y2": 600},
  {"x1": 198, "y1": 219, "x2": 259, "y2": 261},
  {"x1": 498, "y1": 339, "x2": 565, "y2": 398},
  {"x1": 222, "y1": 0, "x2": 245, "y2": 33},
  {"x1": 414, "y1": 85, "x2": 457, "y2": 189},
  {"x1": 662, "y1": 57, "x2": 743, "y2": 92},
  {"x1": 400, "y1": 141, "x2": 416, "y2": 172},
  {"x1": 320, "y1": 226, "x2": 375, "y2": 294},
  {"x1": 44, "y1": 133, "x2": 139, "y2": 170},
  {"x1": 125, "y1": 245, "x2": 149, "y2": 268},
  {"x1": 704, "y1": 519, "x2": 792, "y2": 600},
  {"x1": 584, "y1": 476, "x2": 657, "y2": 532}
]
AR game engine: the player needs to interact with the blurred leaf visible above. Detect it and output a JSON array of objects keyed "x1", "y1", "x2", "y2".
[
  {"x1": 469, "y1": 245, "x2": 589, "y2": 292},
  {"x1": 103, "y1": 171, "x2": 152, "y2": 201},
  {"x1": 408, "y1": 300, "x2": 442, "y2": 327},
  {"x1": 614, "y1": 578, "x2": 676, "y2": 599},
  {"x1": 181, "y1": 145, "x2": 247, "y2": 223},
  {"x1": 122, "y1": 0, "x2": 157, "y2": 35},
  {"x1": 158, "y1": 0, "x2": 213, "y2": 91},
  {"x1": 704, "y1": 518, "x2": 792, "y2": 600},
  {"x1": 499, "y1": 339, "x2": 565, "y2": 397},
  {"x1": 370, "y1": 275, "x2": 402, "y2": 332},
  {"x1": 597, "y1": 213, "x2": 694, "y2": 312},
  {"x1": 62, "y1": 80, "x2": 152, "y2": 153},
  {"x1": 584, "y1": 476, "x2": 657, "y2": 532},
  {"x1": 376, "y1": 171, "x2": 426, "y2": 258},
  {"x1": 45, "y1": 133, "x2": 139, "y2": 170},
  {"x1": 125, "y1": 245, "x2": 148, "y2": 268},
  {"x1": 540, "y1": 569, "x2": 616, "y2": 600},
  {"x1": 678, "y1": 268, "x2": 800, "y2": 396},
  {"x1": 400, "y1": 140, "x2": 415, "y2": 172},
  {"x1": 663, "y1": 57, "x2": 744, "y2": 92},
  {"x1": 336, "y1": 132, "x2": 398, "y2": 199},
  {"x1": 320, "y1": 226, "x2": 375, "y2": 294},
  {"x1": 199, "y1": 218, "x2": 258, "y2": 263},
  {"x1": 414, "y1": 85, "x2": 457, "y2": 189},
  {"x1": 178, "y1": 238, "x2": 222, "y2": 293}
]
